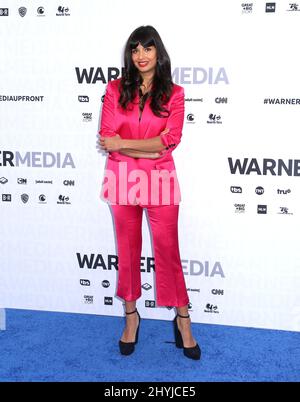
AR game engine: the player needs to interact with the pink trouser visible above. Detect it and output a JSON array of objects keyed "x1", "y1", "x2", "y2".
[{"x1": 110, "y1": 204, "x2": 189, "y2": 307}]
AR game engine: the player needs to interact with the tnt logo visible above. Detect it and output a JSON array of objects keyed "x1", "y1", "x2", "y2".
[{"x1": 255, "y1": 186, "x2": 264, "y2": 195}]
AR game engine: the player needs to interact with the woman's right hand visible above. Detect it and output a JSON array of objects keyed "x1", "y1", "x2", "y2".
[{"x1": 119, "y1": 149, "x2": 161, "y2": 159}]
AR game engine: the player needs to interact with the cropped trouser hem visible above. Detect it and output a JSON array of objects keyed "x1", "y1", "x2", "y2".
[
  {"x1": 116, "y1": 293, "x2": 189, "y2": 308},
  {"x1": 111, "y1": 204, "x2": 189, "y2": 308}
]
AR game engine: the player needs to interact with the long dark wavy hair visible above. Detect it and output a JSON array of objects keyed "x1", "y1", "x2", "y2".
[{"x1": 119, "y1": 25, "x2": 173, "y2": 118}]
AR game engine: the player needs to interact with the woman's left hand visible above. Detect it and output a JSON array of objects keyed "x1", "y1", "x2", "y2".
[{"x1": 100, "y1": 134, "x2": 123, "y2": 152}]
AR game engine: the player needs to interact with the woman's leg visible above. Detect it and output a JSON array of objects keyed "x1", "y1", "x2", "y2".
[
  {"x1": 111, "y1": 204, "x2": 143, "y2": 342},
  {"x1": 176, "y1": 305, "x2": 197, "y2": 348},
  {"x1": 111, "y1": 204, "x2": 143, "y2": 302},
  {"x1": 147, "y1": 204, "x2": 196, "y2": 347},
  {"x1": 146, "y1": 204, "x2": 189, "y2": 307}
]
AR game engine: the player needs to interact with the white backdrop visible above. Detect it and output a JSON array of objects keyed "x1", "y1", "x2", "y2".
[{"x1": 1, "y1": 0, "x2": 300, "y2": 331}]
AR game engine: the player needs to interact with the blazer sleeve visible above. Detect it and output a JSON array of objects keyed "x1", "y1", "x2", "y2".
[
  {"x1": 99, "y1": 81, "x2": 116, "y2": 137},
  {"x1": 159, "y1": 85, "x2": 185, "y2": 155}
]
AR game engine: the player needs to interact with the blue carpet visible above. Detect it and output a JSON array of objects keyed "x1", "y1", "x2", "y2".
[{"x1": 0, "y1": 309, "x2": 299, "y2": 382}]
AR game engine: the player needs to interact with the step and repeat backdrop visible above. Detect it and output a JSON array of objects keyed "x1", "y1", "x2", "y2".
[{"x1": 1, "y1": 1, "x2": 300, "y2": 331}]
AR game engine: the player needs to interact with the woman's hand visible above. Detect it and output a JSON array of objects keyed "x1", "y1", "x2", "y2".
[
  {"x1": 119, "y1": 149, "x2": 161, "y2": 159},
  {"x1": 160, "y1": 127, "x2": 169, "y2": 136},
  {"x1": 100, "y1": 134, "x2": 123, "y2": 152}
]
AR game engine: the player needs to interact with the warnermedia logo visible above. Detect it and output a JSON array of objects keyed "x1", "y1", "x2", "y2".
[
  {"x1": 104, "y1": 297, "x2": 113, "y2": 305},
  {"x1": 0, "y1": 151, "x2": 75, "y2": 168}
]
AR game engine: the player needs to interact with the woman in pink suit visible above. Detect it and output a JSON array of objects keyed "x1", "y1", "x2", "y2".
[{"x1": 99, "y1": 25, "x2": 200, "y2": 360}]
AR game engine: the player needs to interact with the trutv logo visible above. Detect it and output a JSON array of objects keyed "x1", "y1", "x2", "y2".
[
  {"x1": 76, "y1": 253, "x2": 225, "y2": 277},
  {"x1": 0, "y1": 150, "x2": 75, "y2": 168}
]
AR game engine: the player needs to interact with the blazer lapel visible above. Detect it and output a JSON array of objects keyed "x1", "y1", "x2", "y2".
[
  {"x1": 125, "y1": 94, "x2": 154, "y2": 139},
  {"x1": 126, "y1": 95, "x2": 140, "y2": 139},
  {"x1": 139, "y1": 97, "x2": 154, "y2": 138}
]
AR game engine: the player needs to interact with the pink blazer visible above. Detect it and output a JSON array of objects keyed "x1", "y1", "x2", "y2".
[{"x1": 99, "y1": 78, "x2": 185, "y2": 206}]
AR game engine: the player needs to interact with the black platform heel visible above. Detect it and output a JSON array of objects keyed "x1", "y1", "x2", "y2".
[
  {"x1": 173, "y1": 313, "x2": 201, "y2": 360},
  {"x1": 119, "y1": 309, "x2": 140, "y2": 356}
]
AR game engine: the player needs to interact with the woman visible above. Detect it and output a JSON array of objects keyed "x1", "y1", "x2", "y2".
[{"x1": 99, "y1": 25, "x2": 200, "y2": 360}]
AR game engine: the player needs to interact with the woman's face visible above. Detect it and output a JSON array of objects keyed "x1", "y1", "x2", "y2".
[{"x1": 131, "y1": 43, "x2": 157, "y2": 76}]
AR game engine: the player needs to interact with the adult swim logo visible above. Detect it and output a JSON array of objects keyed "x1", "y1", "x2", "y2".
[
  {"x1": 228, "y1": 157, "x2": 300, "y2": 176},
  {"x1": 75, "y1": 67, "x2": 229, "y2": 85},
  {"x1": 0, "y1": 151, "x2": 75, "y2": 168}
]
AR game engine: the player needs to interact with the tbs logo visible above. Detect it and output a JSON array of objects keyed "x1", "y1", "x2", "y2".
[
  {"x1": 255, "y1": 186, "x2": 264, "y2": 195},
  {"x1": 80, "y1": 279, "x2": 90, "y2": 286},
  {"x1": 230, "y1": 186, "x2": 242, "y2": 194},
  {"x1": 78, "y1": 95, "x2": 89, "y2": 102}
]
